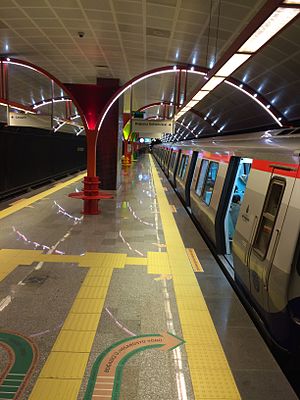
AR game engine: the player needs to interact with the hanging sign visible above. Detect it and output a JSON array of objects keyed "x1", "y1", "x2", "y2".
[
  {"x1": 9, "y1": 112, "x2": 52, "y2": 130},
  {"x1": 132, "y1": 111, "x2": 145, "y2": 119},
  {"x1": 132, "y1": 119, "x2": 174, "y2": 137}
]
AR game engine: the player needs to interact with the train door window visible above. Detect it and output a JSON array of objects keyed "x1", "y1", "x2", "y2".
[
  {"x1": 195, "y1": 159, "x2": 209, "y2": 196},
  {"x1": 166, "y1": 150, "x2": 171, "y2": 166},
  {"x1": 253, "y1": 178, "x2": 285, "y2": 259},
  {"x1": 178, "y1": 155, "x2": 188, "y2": 179},
  {"x1": 202, "y1": 162, "x2": 219, "y2": 205},
  {"x1": 178, "y1": 155, "x2": 184, "y2": 177},
  {"x1": 170, "y1": 152, "x2": 176, "y2": 169},
  {"x1": 180, "y1": 155, "x2": 189, "y2": 180},
  {"x1": 177, "y1": 155, "x2": 185, "y2": 178}
]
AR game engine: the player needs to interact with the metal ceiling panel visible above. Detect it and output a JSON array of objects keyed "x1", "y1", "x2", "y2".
[{"x1": 0, "y1": 0, "x2": 298, "y2": 135}]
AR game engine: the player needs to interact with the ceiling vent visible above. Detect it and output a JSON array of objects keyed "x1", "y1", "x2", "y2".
[
  {"x1": 95, "y1": 65, "x2": 110, "y2": 77},
  {"x1": 146, "y1": 27, "x2": 170, "y2": 38},
  {"x1": 147, "y1": 0, "x2": 176, "y2": 6}
]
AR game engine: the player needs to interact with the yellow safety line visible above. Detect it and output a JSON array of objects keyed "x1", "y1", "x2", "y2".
[
  {"x1": 149, "y1": 155, "x2": 241, "y2": 399},
  {"x1": 0, "y1": 172, "x2": 86, "y2": 221}
]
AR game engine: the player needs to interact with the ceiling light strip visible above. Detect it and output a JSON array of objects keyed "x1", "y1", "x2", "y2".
[
  {"x1": 214, "y1": 54, "x2": 251, "y2": 77},
  {"x1": 33, "y1": 98, "x2": 72, "y2": 109},
  {"x1": 176, "y1": 2, "x2": 300, "y2": 125},
  {"x1": 238, "y1": 7, "x2": 300, "y2": 53}
]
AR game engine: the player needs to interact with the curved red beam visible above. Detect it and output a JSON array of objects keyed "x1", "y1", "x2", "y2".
[{"x1": 1, "y1": 57, "x2": 89, "y2": 132}]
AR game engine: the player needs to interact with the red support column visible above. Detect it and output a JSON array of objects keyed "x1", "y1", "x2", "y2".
[
  {"x1": 64, "y1": 82, "x2": 120, "y2": 214},
  {"x1": 68, "y1": 130, "x2": 112, "y2": 214}
]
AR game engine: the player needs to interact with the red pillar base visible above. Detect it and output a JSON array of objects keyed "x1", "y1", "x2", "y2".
[{"x1": 68, "y1": 176, "x2": 113, "y2": 215}]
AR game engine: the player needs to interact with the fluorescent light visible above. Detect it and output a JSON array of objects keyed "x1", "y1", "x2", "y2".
[
  {"x1": 239, "y1": 7, "x2": 300, "y2": 53},
  {"x1": 181, "y1": 107, "x2": 190, "y2": 113},
  {"x1": 284, "y1": 1, "x2": 300, "y2": 5},
  {"x1": 202, "y1": 76, "x2": 225, "y2": 91},
  {"x1": 215, "y1": 54, "x2": 251, "y2": 77},
  {"x1": 193, "y1": 91, "x2": 210, "y2": 101},
  {"x1": 186, "y1": 100, "x2": 199, "y2": 108}
]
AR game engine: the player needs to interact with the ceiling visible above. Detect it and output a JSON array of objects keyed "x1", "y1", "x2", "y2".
[{"x1": 0, "y1": 0, "x2": 299, "y2": 137}]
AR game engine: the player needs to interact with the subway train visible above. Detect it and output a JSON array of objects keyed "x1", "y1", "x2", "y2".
[{"x1": 153, "y1": 128, "x2": 300, "y2": 353}]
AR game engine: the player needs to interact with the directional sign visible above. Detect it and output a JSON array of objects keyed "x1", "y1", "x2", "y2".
[
  {"x1": 84, "y1": 332, "x2": 184, "y2": 400},
  {"x1": 132, "y1": 119, "x2": 174, "y2": 137},
  {"x1": 9, "y1": 112, "x2": 52, "y2": 130},
  {"x1": 0, "y1": 331, "x2": 38, "y2": 399}
]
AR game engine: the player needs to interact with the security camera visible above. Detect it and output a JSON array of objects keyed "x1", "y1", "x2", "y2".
[{"x1": 78, "y1": 31, "x2": 85, "y2": 38}]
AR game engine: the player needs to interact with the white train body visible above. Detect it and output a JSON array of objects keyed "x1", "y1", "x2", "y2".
[{"x1": 153, "y1": 129, "x2": 300, "y2": 350}]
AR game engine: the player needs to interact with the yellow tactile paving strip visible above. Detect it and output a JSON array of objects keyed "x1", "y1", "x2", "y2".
[
  {"x1": 149, "y1": 155, "x2": 241, "y2": 399},
  {"x1": 147, "y1": 251, "x2": 171, "y2": 275},
  {"x1": 0, "y1": 172, "x2": 86, "y2": 221}
]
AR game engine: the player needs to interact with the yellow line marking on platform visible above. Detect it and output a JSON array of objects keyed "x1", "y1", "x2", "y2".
[
  {"x1": 39, "y1": 352, "x2": 89, "y2": 379},
  {"x1": 29, "y1": 379, "x2": 81, "y2": 400},
  {"x1": 186, "y1": 248, "x2": 204, "y2": 272},
  {"x1": 0, "y1": 172, "x2": 86, "y2": 221},
  {"x1": 149, "y1": 155, "x2": 241, "y2": 400},
  {"x1": 125, "y1": 257, "x2": 147, "y2": 265}
]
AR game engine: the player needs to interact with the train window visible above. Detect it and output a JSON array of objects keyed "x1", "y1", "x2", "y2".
[
  {"x1": 167, "y1": 150, "x2": 172, "y2": 166},
  {"x1": 253, "y1": 178, "x2": 285, "y2": 259},
  {"x1": 195, "y1": 159, "x2": 209, "y2": 196},
  {"x1": 202, "y1": 162, "x2": 219, "y2": 206},
  {"x1": 170, "y1": 152, "x2": 176, "y2": 169},
  {"x1": 177, "y1": 155, "x2": 185, "y2": 178},
  {"x1": 178, "y1": 155, "x2": 189, "y2": 179},
  {"x1": 180, "y1": 155, "x2": 189, "y2": 179}
]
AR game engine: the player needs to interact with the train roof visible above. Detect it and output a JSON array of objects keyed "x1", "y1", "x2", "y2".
[{"x1": 158, "y1": 128, "x2": 300, "y2": 164}]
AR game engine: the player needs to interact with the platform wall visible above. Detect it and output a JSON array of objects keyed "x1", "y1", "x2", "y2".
[{"x1": 0, "y1": 125, "x2": 86, "y2": 198}]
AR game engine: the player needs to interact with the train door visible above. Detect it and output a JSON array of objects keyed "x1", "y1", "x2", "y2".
[
  {"x1": 223, "y1": 158, "x2": 252, "y2": 258},
  {"x1": 248, "y1": 169, "x2": 296, "y2": 310},
  {"x1": 170, "y1": 150, "x2": 181, "y2": 187}
]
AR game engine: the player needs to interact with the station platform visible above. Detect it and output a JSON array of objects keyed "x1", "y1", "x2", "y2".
[{"x1": 0, "y1": 154, "x2": 297, "y2": 400}]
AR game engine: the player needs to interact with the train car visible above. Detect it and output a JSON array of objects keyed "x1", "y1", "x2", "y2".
[{"x1": 153, "y1": 128, "x2": 300, "y2": 352}]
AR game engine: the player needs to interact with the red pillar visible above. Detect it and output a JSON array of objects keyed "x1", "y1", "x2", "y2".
[
  {"x1": 96, "y1": 78, "x2": 122, "y2": 190},
  {"x1": 65, "y1": 83, "x2": 119, "y2": 214}
]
